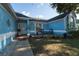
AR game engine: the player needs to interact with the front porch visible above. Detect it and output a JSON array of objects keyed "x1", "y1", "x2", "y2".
[{"x1": 0, "y1": 39, "x2": 33, "y2": 56}]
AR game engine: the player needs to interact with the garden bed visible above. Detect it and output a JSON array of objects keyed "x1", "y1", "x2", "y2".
[{"x1": 29, "y1": 37, "x2": 79, "y2": 56}]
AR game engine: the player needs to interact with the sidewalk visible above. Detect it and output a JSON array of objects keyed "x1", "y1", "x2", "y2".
[{"x1": 0, "y1": 39, "x2": 33, "y2": 56}]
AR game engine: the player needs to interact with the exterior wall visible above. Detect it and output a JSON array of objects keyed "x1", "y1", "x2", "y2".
[
  {"x1": 17, "y1": 12, "x2": 77, "y2": 36},
  {"x1": 48, "y1": 18, "x2": 66, "y2": 35},
  {"x1": 43, "y1": 22, "x2": 49, "y2": 31},
  {"x1": 27, "y1": 18, "x2": 66, "y2": 35},
  {"x1": 0, "y1": 5, "x2": 16, "y2": 51},
  {"x1": 16, "y1": 12, "x2": 77, "y2": 36}
]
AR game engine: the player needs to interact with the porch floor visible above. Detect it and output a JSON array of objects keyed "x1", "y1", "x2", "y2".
[{"x1": 0, "y1": 39, "x2": 33, "y2": 56}]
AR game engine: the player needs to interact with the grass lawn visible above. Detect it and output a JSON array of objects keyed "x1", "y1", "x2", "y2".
[{"x1": 29, "y1": 37, "x2": 79, "y2": 56}]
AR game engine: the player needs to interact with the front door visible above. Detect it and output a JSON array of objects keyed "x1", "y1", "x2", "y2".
[{"x1": 18, "y1": 23, "x2": 27, "y2": 35}]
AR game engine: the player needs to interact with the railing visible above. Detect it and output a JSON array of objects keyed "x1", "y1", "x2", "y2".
[{"x1": 36, "y1": 29, "x2": 54, "y2": 35}]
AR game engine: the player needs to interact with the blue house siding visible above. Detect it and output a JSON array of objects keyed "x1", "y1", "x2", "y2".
[
  {"x1": 48, "y1": 18, "x2": 66, "y2": 35},
  {"x1": 0, "y1": 5, "x2": 16, "y2": 34},
  {"x1": 16, "y1": 10, "x2": 77, "y2": 36},
  {"x1": 43, "y1": 23, "x2": 49, "y2": 31},
  {"x1": 0, "y1": 4, "x2": 16, "y2": 51},
  {"x1": 49, "y1": 19, "x2": 65, "y2": 30}
]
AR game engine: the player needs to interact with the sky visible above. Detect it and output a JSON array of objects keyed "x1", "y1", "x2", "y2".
[
  {"x1": 11, "y1": 3, "x2": 79, "y2": 20},
  {"x1": 11, "y1": 3, "x2": 59, "y2": 20}
]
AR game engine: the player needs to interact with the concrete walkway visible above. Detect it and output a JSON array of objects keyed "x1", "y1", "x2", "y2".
[{"x1": 0, "y1": 39, "x2": 33, "y2": 56}]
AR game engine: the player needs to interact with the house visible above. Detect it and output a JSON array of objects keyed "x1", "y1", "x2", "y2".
[
  {"x1": 16, "y1": 12, "x2": 45, "y2": 36},
  {"x1": 16, "y1": 11, "x2": 77, "y2": 36},
  {"x1": 0, "y1": 3, "x2": 77, "y2": 53},
  {"x1": 0, "y1": 4, "x2": 17, "y2": 52},
  {"x1": 47, "y1": 12, "x2": 77, "y2": 35}
]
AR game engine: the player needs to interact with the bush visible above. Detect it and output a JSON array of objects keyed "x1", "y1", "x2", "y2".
[{"x1": 68, "y1": 30, "x2": 79, "y2": 38}]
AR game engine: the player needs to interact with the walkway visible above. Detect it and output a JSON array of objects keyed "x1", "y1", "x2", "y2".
[{"x1": 0, "y1": 39, "x2": 33, "y2": 56}]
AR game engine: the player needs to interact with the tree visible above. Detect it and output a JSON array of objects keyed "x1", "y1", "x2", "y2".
[
  {"x1": 50, "y1": 3, "x2": 79, "y2": 31},
  {"x1": 50, "y1": 3, "x2": 79, "y2": 14}
]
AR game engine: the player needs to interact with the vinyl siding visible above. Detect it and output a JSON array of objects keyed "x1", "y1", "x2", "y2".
[
  {"x1": 48, "y1": 18, "x2": 66, "y2": 35},
  {"x1": 0, "y1": 5, "x2": 16, "y2": 51}
]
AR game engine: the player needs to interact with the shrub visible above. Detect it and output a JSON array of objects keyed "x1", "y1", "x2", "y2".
[{"x1": 68, "y1": 30, "x2": 79, "y2": 39}]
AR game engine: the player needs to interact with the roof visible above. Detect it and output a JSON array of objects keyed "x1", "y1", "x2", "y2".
[
  {"x1": 16, "y1": 12, "x2": 70, "y2": 22},
  {"x1": 15, "y1": 12, "x2": 47, "y2": 22},
  {"x1": 15, "y1": 12, "x2": 30, "y2": 18},
  {"x1": 48, "y1": 12, "x2": 69, "y2": 22},
  {"x1": 29, "y1": 19, "x2": 47, "y2": 22}
]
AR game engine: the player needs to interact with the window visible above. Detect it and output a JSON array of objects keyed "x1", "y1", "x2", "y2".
[{"x1": 18, "y1": 23, "x2": 24, "y2": 29}]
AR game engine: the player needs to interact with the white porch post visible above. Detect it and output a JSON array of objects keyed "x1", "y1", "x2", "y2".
[{"x1": 27, "y1": 19, "x2": 30, "y2": 36}]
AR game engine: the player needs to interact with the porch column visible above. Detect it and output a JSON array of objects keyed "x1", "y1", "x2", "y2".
[{"x1": 27, "y1": 20, "x2": 30, "y2": 36}]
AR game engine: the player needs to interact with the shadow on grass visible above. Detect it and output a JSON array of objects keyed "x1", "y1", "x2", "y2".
[{"x1": 29, "y1": 37, "x2": 79, "y2": 56}]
